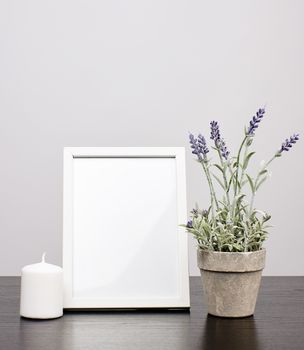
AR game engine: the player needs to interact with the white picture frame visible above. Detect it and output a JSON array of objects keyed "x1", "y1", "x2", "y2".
[{"x1": 63, "y1": 147, "x2": 189, "y2": 309}]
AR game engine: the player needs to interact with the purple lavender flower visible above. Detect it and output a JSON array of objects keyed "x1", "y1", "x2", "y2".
[
  {"x1": 191, "y1": 208, "x2": 198, "y2": 216},
  {"x1": 219, "y1": 139, "x2": 230, "y2": 160},
  {"x1": 210, "y1": 121, "x2": 221, "y2": 144},
  {"x1": 210, "y1": 121, "x2": 230, "y2": 160},
  {"x1": 202, "y1": 209, "x2": 208, "y2": 217},
  {"x1": 247, "y1": 108, "x2": 265, "y2": 135},
  {"x1": 189, "y1": 134, "x2": 202, "y2": 161},
  {"x1": 189, "y1": 133, "x2": 209, "y2": 161},
  {"x1": 198, "y1": 134, "x2": 209, "y2": 156},
  {"x1": 279, "y1": 134, "x2": 299, "y2": 153},
  {"x1": 186, "y1": 220, "x2": 193, "y2": 228}
]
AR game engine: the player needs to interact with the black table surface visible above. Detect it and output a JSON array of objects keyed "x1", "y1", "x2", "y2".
[{"x1": 0, "y1": 276, "x2": 303, "y2": 350}]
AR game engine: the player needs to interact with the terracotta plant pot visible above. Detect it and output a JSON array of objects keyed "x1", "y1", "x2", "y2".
[{"x1": 197, "y1": 248, "x2": 266, "y2": 317}]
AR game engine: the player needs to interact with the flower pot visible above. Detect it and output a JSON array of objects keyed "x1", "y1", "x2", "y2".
[{"x1": 197, "y1": 248, "x2": 266, "y2": 317}]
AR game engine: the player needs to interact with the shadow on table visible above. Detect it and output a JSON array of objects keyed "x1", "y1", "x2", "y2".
[{"x1": 199, "y1": 314, "x2": 261, "y2": 350}]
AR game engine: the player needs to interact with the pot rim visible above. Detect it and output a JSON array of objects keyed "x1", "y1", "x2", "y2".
[
  {"x1": 197, "y1": 248, "x2": 266, "y2": 272},
  {"x1": 197, "y1": 247, "x2": 266, "y2": 255}
]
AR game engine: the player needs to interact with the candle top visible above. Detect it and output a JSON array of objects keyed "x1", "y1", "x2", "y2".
[{"x1": 22, "y1": 253, "x2": 62, "y2": 274}]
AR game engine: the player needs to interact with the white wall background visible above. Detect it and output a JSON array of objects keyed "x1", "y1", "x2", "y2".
[{"x1": 0, "y1": 0, "x2": 303, "y2": 276}]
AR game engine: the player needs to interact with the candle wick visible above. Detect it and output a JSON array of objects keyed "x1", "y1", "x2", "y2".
[{"x1": 42, "y1": 252, "x2": 46, "y2": 263}]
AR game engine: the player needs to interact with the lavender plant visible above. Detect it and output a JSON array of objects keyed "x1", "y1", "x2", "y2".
[{"x1": 183, "y1": 109, "x2": 299, "y2": 252}]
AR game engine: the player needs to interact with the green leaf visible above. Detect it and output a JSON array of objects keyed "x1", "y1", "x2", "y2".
[
  {"x1": 233, "y1": 193, "x2": 246, "y2": 209},
  {"x1": 243, "y1": 152, "x2": 255, "y2": 170},
  {"x1": 236, "y1": 179, "x2": 241, "y2": 190},
  {"x1": 259, "y1": 169, "x2": 268, "y2": 176},
  {"x1": 253, "y1": 209, "x2": 267, "y2": 217},
  {"x1": 218, "y1": 200, "x2": 229, "y2": 209},
  {"x1": 211, "y1": 172, "x2": 226, "y2": 190},
  {"x1": 241, "y1": 179, "x2": 248, "y2": 186},
  {"x1": 262, "y1": 214, "x2": 271, "y2": 223},
  {"x1": 246, "y1": 174, "x2": 255, "y2": 193},
  {"x1": 198, "y1": 218, "x2": 208, "y2": 231},
  {"x1": 256, "y1": 176, "x2": 268, "y2": 190},
  {"x1": 237, "y1": 204, "x2": 249, "y2": 215},
  {"x1": 227, "y1": 169, "x2": 236, "y2": 193},
  {"x1": 213, "y1": 164, "x2": 224, "y2": 174}
]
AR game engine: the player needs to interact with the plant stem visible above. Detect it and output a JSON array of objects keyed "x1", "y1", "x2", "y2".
[
  {"x1": 235, "y1": 141, "x2": 250, "y2": 224},
  {"x1": 231, "y1": 135, "x2": 248, "y2": 225},
  {"x1": 238, "y1": 143, "x2": 249, "y2": 195},
  {"x1": 201, "y1": 161, "x2": 219, "y2": 219},
  {"x1": 234, "y1": 135, "x2": 248, "y2": 196},
  {"x1": 228, "y1": 161, "x2": 237, "y2": 195},
  {"x1": 216, "y1": 149, "x2": 231, "y2": 206}
]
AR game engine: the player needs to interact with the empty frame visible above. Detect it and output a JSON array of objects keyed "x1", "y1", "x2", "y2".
[{"x1": 63, "y1": 147, "x2": 189, "y2": 309}]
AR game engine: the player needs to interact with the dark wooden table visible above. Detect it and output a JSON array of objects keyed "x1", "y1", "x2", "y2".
[{"x1": 0, "y1": 277, "x2": 303, "y2": 350}]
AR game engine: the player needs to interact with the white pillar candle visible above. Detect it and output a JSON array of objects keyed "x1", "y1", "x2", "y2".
[{"x1": 20, "y1": 253, "x2": 63, "y2": 319}]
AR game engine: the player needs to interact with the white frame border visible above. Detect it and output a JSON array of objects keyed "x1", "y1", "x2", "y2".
[{"x1": 63, "y1": 147, "x2": 190, "y2": 309}]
